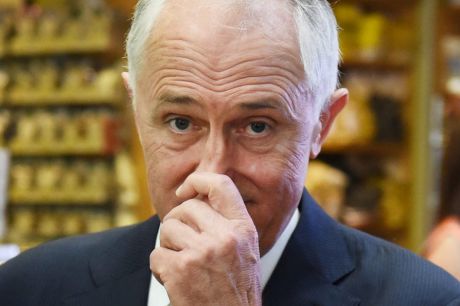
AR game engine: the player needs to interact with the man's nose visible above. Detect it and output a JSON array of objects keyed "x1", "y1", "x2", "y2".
[{"x1": 195, "y1": 132, "x2": 233, "y2": 175}]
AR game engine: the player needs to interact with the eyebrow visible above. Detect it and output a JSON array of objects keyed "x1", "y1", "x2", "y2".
[
  {"x1": 155, "y1": 93, "x2": 292, "y2": 118},
  {"x1": 157, "y1": 93, "x2": 201, "y2": 107},
  {"x1": 239, "y1": 100, "x2": 279, "y2": 111}
]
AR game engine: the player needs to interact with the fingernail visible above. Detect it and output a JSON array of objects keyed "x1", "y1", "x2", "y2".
[{"x1": 176, "y1": 184, "x2": 183, "y2": 196}]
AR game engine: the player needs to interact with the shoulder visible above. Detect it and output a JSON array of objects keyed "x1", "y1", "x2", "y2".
[
  {"x1": 338, "y1": 224, "x2": 460, "y2": 305},
  {"x1": 0, "y1": 217, "x2": 158, "y2": 306}
]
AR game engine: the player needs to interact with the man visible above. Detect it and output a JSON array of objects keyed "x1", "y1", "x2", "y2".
[{"x1": 0, "y1": 0, "x2": 459, "y2": 305}]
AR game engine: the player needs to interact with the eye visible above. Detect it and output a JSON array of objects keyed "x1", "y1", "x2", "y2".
[
  {"x1": 168, "y1": 117, "x2": 192, "y2": 133},
  {"x1": 246, "y1": 121, "x2": 269, "y2": 135}
]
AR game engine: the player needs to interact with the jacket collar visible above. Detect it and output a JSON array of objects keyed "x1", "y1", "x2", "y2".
[
  {"x1": 263, "y1": 189, "x2": 359, "y2": 306},
  {"x1": 63, "y1": 216, "x2": 160, "y2": 306}
]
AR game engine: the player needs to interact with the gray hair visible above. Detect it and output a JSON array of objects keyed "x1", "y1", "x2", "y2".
[{"x1": 125, "y1": 0, "x2": 340, "y2": 114}]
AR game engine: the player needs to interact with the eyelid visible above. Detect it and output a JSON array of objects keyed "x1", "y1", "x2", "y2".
[
  {"x1": 243, "y1": 119, "x2": 274, "y2": 137},
  {"x1": 166, "y1": 116, "x2": 193, "y2": 134}
]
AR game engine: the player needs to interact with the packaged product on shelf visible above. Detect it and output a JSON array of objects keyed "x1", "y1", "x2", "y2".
[
  {"x1": 94, "y1": 65, "x2": 123, "y2": 99},
  {"x1": 334, "y1": 4, "x2": 361, "y2": 61},
  {"x1": 9, "y1": 164, "x2": 34, "y2": 203},
  {"x1": 6, "y1": 2, "x2": 112, "y2": 55},
  {"x1": 8, "y1": 160, "x2": 113, "y2": 205},
  {"x1": 9, "y1": 15, "x2": 35, "y2": 54},
  {"x1": 61, "y1": 213, "x2": 84, "y2": 236},
  {"x1": 342, "y1": 182, "x2": 381, "y2": 230},
  {"x1": 0, "y1": 69, "x2": 8, "y2": 104},
  {"x1": 37, "y1": 12, "x2": 61, "y2": 52},
  {"x1": 0, "y1": 11, "x2": 12, "y2": 57},
  {"x1": 334, "y1": 4, "x2": 413, "y2": 65},
  {"x1": 8, "y1": 64, "x2": 34, "y2": 103},
  {"x1": 323, "y1": 73, "x2": 376, "y2": 149},
  {"x1": 31, "y1": 60, "x2": 59, "y2": 101},
  {"x1": 115, "y1": 207, "x2": 139, "y2": 227},
  {"x1": 9, "y1": 210, "x2": 34, "y2": 238},
  {"x1": 86, "y1": 212, "x2": 112, "y2": 233},
  {"x1": 357, "y1": 13, "x2": 386, "y2": 61},
  {"x1": 61, "y1": 62, "x2": 86, "y2": 99},
  {"x1": 85, "y1": 162, "x2": 111, "y2": 203},
  {"x1": 61, "y1": 165, "x2": 81, "y2": 203},
  {"x1": 305, "y1": 161, "x2": 348, "y2": 220},
  {"x1": 444, "y1": 36, "x2": 460, "y2": 97},
  {"x1": 378, "y1": 158, "x2": 410, "y2": 231},
  {"x1": 0, "y1": 112, "x2": 10, "y2": 147},
  {"x1": 82, "y1": 112, "x2": 105, "y2": 154},
  {"x1": 115, "y1": 152, "x2": 140, "y2": 207},
  {"x1": 37, "y1": 212, "x2": 61, "y2": 238}
]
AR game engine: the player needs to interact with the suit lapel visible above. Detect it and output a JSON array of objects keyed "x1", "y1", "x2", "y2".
[
  {"x1": 263, "y1": 190, "x2": 360, "y2": 306},
  {"x1": 62, "y1": 217, "x2": 160, "y2": 306}
]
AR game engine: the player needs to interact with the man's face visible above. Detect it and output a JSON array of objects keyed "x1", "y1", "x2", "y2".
[{"x1": 132, "y1": 0, "x2": 326, "y2": 255}]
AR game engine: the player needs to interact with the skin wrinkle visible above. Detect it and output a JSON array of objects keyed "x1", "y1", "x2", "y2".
[
  {"x1": 149, "y1": 40, "x2": 302, "y2": 76},
  {"x1": 138, "y1": 38, "x2": 305, "y2": 118},
  {"x1": 142, "y1": 47, "x2": 307, "y2": 120},
  {"x1": 153, "y1": 64, "x2": 302, "y2": 94},
  {"x1": 143, "y1": 43, "x2": 302, "y2": 87},
  {"x1": 141, "y1": 55, "x2": 304, "y2": 103}
]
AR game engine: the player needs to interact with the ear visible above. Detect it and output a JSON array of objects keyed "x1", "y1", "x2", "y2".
[
  {"x1": 310, "y1": 88, "x2": 348, "y2": 159},
  {"x1": 121, "y1": 72, "x2": 134, "y2": 100}
]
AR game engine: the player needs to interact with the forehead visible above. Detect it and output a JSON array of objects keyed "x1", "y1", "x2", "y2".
[{"x1": 142, "y1": 0, "x2": 302, "y2": 73}]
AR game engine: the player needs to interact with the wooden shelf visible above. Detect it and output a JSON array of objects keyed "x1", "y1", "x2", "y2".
[
  {"x1": 3, "y1": 93, "x2": 121, "y2": 107},
  {"x1": 10, "y1": 150, "x2": 115, "y2": 158},
  {"x1": 1, "y1": 41, "x2": 112, "y2": 58},
  {"x1": 8, "y1": 202, "x2": 113, "y2": 209},
  {"x1": 330, "y1": 0, "x2": 418, "y2": 11},
  {"x1": 341, "y1": 58, "x2": 410, "y2": 71},
  {"x1": 444, "y1": 4, "x2": 460, "y2": 15},
  {"x1": 322, "y1": 142, "x2": 404, "y2": 155}
]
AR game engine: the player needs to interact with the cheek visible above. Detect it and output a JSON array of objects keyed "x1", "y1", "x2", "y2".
[
  {"x1": 246, "y1": 136, "x2": 311, "y2": 191},
  {"x1": 139, "y1": 127, "x2": 201, "y2": 217},
  {"x1": 240, "y1": 136, "x2": 310, "y2": 241}
]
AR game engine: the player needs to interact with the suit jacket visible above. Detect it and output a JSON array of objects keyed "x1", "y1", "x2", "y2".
[{"x1": 1, "y1": 190, "x2": 459, "y2": 306}]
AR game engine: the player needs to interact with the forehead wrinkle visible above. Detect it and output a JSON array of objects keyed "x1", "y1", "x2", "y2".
[
  {"x1": 148, "y1": 37, "x2": 303, "y2": 78},
  {"x1": 144, "y1": 48, "x2": 304, "y2": 99},
  {"x1": 147, "y1": 58, "x2": 306, "y2": 118},
  {"x1": 141, "y1": 52, "x2": 305, "y2": 109},
  {"x1": 155, "y1": 57, "x2": 303, "y2": 90},
  {"x1": 153, "y1": 73, "x2": 302, "y2": 105},
  {"x1": 155, "y1": 66, "x2": 302, "y2": 95}
]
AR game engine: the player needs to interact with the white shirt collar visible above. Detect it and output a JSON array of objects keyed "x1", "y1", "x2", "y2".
[{"x1": 147, "y1": 208, "x2": 300, "y2": 306}]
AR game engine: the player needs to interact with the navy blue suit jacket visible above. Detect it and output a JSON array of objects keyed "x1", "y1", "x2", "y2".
[{"x1": 1, "y1": 190, "x2": 459, "y2": 306}]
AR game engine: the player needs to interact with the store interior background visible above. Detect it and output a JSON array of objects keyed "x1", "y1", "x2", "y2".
[{"x1": 0, "y1": 0, "x2": 459, "y2": 257}]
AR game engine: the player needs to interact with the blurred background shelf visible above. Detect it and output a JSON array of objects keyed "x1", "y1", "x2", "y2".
[
  {"x1": 0, "y1": 0, "x2": 144, "y2": 250},
  {"x1": 322, "y1": 142, "x2": 405, "y2": 156},
  {"x1": 340, "y1": 59, "x2": 411, "y2": 71},
  {"x1": 0, "y1": 0, "x2": 458, "y2": 255}
]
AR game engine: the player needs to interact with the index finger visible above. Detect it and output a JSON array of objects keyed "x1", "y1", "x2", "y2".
[{"x1": 176, "y1": 172, "x2": 250, "y2": 220}]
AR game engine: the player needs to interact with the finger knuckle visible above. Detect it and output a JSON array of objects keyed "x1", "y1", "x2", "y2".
[
  {"x1": 178, "y1": 253, "x2": 199, "y2": 272},
  {"x1": 199, "y1": 242, "x2": 216, "y2": 261},
  {"x1": 216, "y1": 175, "x2": 233, "y2": 189},
  {"x1": 221, "y1": 231, "x2": 238, "y2": 252}
]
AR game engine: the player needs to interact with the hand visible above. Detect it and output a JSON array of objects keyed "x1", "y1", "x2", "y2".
[{"x1": 150, "y1": 172, "x2": 262, "y2": 306}]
